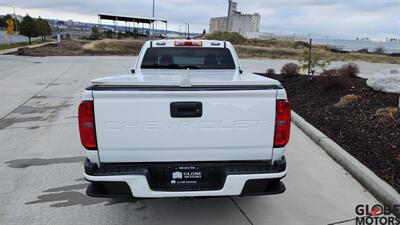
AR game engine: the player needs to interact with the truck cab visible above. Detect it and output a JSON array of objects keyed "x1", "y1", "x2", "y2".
[{"x1": 79, "y1": 39, "x2": 290, "y2": 198}]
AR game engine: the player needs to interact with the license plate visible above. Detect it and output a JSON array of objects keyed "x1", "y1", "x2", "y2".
[{"x1": 169, "y1": 166, "x2": 206, "y2": 185}]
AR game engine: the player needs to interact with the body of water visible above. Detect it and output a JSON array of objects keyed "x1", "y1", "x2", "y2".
[
  {"x1": 0, "y1": 31, "x2": 29, "y2": 45},
  {"x1": 309, "y1": 38, "x2": 400, "y2": 54}
]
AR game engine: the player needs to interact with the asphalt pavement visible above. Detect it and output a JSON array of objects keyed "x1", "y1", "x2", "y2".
[{"x1": 0, "y1": 55, "x2": 382, "y2": 225}]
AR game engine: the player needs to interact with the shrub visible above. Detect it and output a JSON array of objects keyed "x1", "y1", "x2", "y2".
[
  {"x1": 266, "y1": 68, "x2": 275, "y2": 75},
  {"x1": 322, "y1": 68, "x2": 339, "y2": 75},
  {"x1": 356, "y1": 48, "x2": 369, "y2": 54},
  {"x1": 316, "y1": 69, "x2": 350, "y2": 90},
  {"x1": 293, "y1": 41, "x2": 309, "y2": 48},
  {"x1": 117, "y1": 32, "x2": 124, "y2": 39},
  {"x1": 205, "y1": 31, "x2": 246, "y2": 45},
  {"x1": 104, "y1": 30, "x2": 113, "y2": 39},
  {"x1": 374, "y1": 47, "x2": 385, "y2": 54},
  {"x1": 281, "y1": 63, "x2": 300, "y2": 75},
  {"x1": 90, "y1": 26, "x2": 101, "y2": 39},
  {"x1": 338, "y1": 63, "x2": 360, "y2": 78}
]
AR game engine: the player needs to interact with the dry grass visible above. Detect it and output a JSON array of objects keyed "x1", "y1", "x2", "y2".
[
  {"x1": 374, "y1": 107, "x2": 399, "y2": 122},
  {"x1": 27, "y1": 33, "x2": 399, "y2": 64},
  {"x1": 235, "y1": 45, "x2": 301, "y2": 59},
  {"x1": 82, "y1": 39, "x2": 145, "y2": 55},
  {"x1": 235, "y1": 44, "x2": 400, "y2": 64},
  {"x1": 334, "y1": 94, "x2": 361, "y2": 108},
  {"x1": 317, "y1": 50, "x2": 400, "y2": 64}
]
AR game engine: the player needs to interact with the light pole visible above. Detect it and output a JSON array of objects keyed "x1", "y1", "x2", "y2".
[
  {"x1": 152, "y1": 0, "x2": 155, "y2": 18},
  {"x1": 151, "y1": 0, "x2": 155, "y2": 39},
  {"x1": 185, "y1": 23, "x2": 190, "y2": 39}
]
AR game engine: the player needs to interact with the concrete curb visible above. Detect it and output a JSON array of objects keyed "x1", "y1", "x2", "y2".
[
  {"x1": 292, "y1": 111, "x2": 400, "y2": 208},
  {"x1": 0, "y1": 41, "x2": 55, "y2": 55}
]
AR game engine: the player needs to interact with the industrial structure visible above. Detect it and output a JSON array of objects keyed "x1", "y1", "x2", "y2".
[
  {"x1": 209, "y1": 0, "x2": 260, "y2": 37},
  {"x1": 97, "y1": 13, "x2": 167, "y2": 35}
]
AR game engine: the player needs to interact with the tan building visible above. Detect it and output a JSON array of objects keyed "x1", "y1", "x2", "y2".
[
  {"x1": 209, "y1": 0, "x2": 260, "y2": 36},
  {"x1": 209, "y1": 17, "x2": 228, "y2": 32}
]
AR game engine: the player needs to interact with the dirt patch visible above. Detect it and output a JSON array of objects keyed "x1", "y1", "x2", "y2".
[
  {"x1": 16, "y1": 39, "x2": 90, "y2": 56},
  {"x1": 261, "y1": 73, "x2": 400, "y2": 192},
  {"x1": 82, "y1": 39, "x2": 145, "y2": 55},
  {"x1": 11, "y1": 39, "x2": 145, "y2": 56}
]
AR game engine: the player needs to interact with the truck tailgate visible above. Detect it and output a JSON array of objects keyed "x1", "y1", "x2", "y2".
[{"x1": 93, "y1": 89, "x2": 277, "y2": 163}]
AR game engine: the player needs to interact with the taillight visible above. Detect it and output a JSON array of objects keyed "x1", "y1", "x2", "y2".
[
  {"x1": 274, "y1": 100, "x2": 291, "y2": 147},
  {"x1": 174, "y1": 40, "x2": 202, "y2": 47},
  {"x1": 78, "y1": 101, "x2": 97, "y2": 150}
]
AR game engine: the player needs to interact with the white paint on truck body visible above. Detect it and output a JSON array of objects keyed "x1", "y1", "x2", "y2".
[{"x1": 93, "y1": 89, "x2": 277, "y2": 162}]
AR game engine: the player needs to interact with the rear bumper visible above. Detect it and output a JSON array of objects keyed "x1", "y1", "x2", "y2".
[{"x1": 84, "y1": 158, "x2": 287, "y2": 198}]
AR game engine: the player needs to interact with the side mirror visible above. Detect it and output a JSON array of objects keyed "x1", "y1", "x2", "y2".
[{"x1": 131, "y1": 69, "x2": 135, "y2": 74}]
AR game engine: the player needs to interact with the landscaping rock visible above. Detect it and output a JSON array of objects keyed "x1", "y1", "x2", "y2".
[
  {"x1": 367, "y1": 69, "x2": 400, "y2": 94},
  {"x1": 17, "y1": 47, "x2": 32, "y2": 55}
]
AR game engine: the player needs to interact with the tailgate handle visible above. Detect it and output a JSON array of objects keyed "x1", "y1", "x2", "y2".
[{"x1": 170, "y1": 102, "x2": 202, "y2": 118}]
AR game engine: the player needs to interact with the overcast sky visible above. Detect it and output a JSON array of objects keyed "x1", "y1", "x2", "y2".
[{"x1": 0, "y1": 0, "x2": 399, "y2": 40}]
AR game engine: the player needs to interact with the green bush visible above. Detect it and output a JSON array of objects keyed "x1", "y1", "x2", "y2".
[
  {"x1": 298, "y1": 49, "x2": 330, "y2": 75},
  {"x1": 104, "y1": 30, "x2": 113, "y2": 39},
  {"x1": 89, "y1": 26, "x2": 101, "y2": 40},
  {"x1": 294, "y1": 41, "x2": 310, "y2": 48},
  {"x1": 117, "y1": 32, "x2": 123, "y2": 39},
  {"x1": 374, "y1": 47, "x2": 385, "y2": 54},
  {"x1": 205, "y1": 31, "x2": 246, "y2": 45}
]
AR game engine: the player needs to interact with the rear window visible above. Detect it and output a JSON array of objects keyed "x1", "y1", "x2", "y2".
[{"x1": 141, "y1": 47, "x2": 235, "y2": 69}]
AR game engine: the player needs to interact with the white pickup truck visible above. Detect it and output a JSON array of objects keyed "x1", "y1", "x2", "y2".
[{"x1": 79, "y1": 39, "x2": 291, "y2": 198}]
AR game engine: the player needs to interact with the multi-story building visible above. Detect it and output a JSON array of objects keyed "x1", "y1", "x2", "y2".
[{"x1": 209, "y1": 0, "x2": 260, "y2": 37}]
